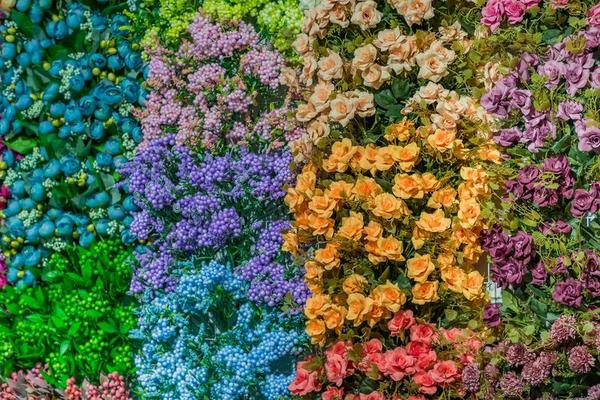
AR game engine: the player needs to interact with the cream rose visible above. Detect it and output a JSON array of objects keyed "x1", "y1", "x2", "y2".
[
  {"x1": 346, "y1": 90, "x2": 375, "y2": 117},
  {"x1": 318, "y1": 50, "x2": 344, "y2": 81},
  {"x1": 415, "y1": 81, "x2": 446, "y2": 104},
  {"x1": 415, "y1": 41, "x2": 455, "y2": 83},
  {"x1": 438, "y1": 21, "x2": 467, "y2": 43},
  {"x1": 431, "y1": 112, "x2": 458, "y2": 131},
  {"x1": 373, "y1": 27, "x2": 403, "y2": 51},
  {"x1": 309, "y1": 82, "x2": 335, "y2": 113},
  {"x1": 296, "y1": 102, "x2": 319, "y2": 122},
  {"x1": 351, "y1": 0, "x2": 382, "y2": 30},
  {"x1": 300, "y1": 55, "x2": 318, "y2": 86},
  {"x1": 362, "y1": 64, "x2": 391, "y2": 90},
  {"x1": 329, "y1": 3, "x2": 351, "y2": 27},
  {"x1": 390, "y1": 0, "x2": 434, "y2": 26},
  {"x1": 329, "y1": 94, "x2": 356, "y2": 126},
  {"x1": 388, "y1": 35, "x2": 417, "y2": 73},
  {"x1": 293, "y1": 33, "x2": 312, "y2": 55},
  {"x1": 307, "y1": 116, "x2": 331, "y2": 141},
  {"x1": 352, "y1": 44, "x2": 378, "y2": 73}
]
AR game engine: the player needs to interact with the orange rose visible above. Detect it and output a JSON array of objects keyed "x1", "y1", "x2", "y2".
[
  {"x1": 367, "y1": 235, "x2": 405, "y2": 264},
  {"x1": 462, "y1": 271, "x2": 484, "y2": 301},
  {"x1": 457, "y1": 198, "x2": 481, "y2": 228},
  {"x1": 411, "y1": 226, "x2": 431, "y2": 250},
  {"x1": 314, "y1": 243, "x2": 340, "y2": 270},
  {"x1": 441, "y1": 267, "x2": 466, "y2": 293},
  {"x1": 427, "y1": 128, "x2": 456, "y2": 152},
  {"x1": 308, "y1": 214, "x2": 335, "y2": 238},
  {"x1": 392, "y1": 174, "x2": 424, "y2": 199},
  {"x1": 420, "y1": 172, "x2": 440, "y2": 192},
  {"x1": 371, "y1": 281, "x2": 406, "y2": 312},
  {"x1": 427, "y1": 187, "x2": 456, "y2": 209},
  {"x1": 358, "y1": 145, "x2": 379, "y2": 174},
  {"x1": 305, "y1": 261, "x2": 324, "y2": 281},
  {"x1": 322, "y1": 305, "x2": 347, "y2": 330},
  {"x1": 416, "y1": 209, "x2": 451, "y2": 233},
  {"x1": 477, "y1": 144, "x2": 502, "y2": 164},
  {"x1": 390, "y1": 142, "x2": 419, "y2": 171},
  {"x1": 375, "y1": 147, "x2": 396, "y2": 171},
  {"x1": 306, "y1": 318, "x2": 327, "y2": 345},
  {"x1": 412, "y1": 281, "x2": 440, "y2": 305},
  {"x1": 384, "y1": 119, "x2": 413, "y2": 142},
  {"x1": 309, "y1": 193, "x2": 337, "y2": 218},
  {"x1": 282, "y1": 231, "x2": 300, "y2": 255},
  {"x1": 352, "y1": 177, "x2": 383, "y2": 200},
  {"x1": 305, "y1": 294, "x2": 330, "y2": 319},
  {"x1": 285, "y1": 188, "x2": 305, "y2": 211},
  {"x1": 327, "y1": 180, "x2": 354, "y2": 202},
  {"x1": 371, "y1": 193, "x2": 409, "y2": 219},
  {"x1": 366, "y1": 304, "x2": 387, "y2": 327},
  {"x1": 407, "y1": 253, "x2": 435, "y2": 283},
  {"x1": 363, "y1": 220, "x2": 383, "y2": 242},
  {"x1": 295, "y1": 170, "x2": 317, "y2": 196},
  {"x1": 346, "y1": 293, "x2": 374, "y2": 326},
  {"x1": 343, "y1": 274, "x2": 369, "y2": 294},
  {"x1": 437, "y1": 252, "x2": 456, "y2": 269},
  {"x1": 323, "y1": 138, "x2": 357, "y2": 173},
  {"x1": 338, "y1": 211, "x2": 364, "y2": 241}
]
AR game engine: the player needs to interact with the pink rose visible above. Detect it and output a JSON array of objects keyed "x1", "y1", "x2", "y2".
[
  {"x1": 550, "y1": 0, "x2": 568, "y2": 9},
  {"x1": 413, "y1": 371, "x2": 438, "y2": 395},
  {"x1": 358, "y1": 392, "x2": 385, "y2": 400},
  {"x1": 384, "y1": 348, "x2": 417, "y2": 380},
  {"x1": 504, "y1": 0, "x2": 526, "y2": 24},
  {"x1": 325, "y1": 353, "x2": 350, "y2": 386},
  {"x1": 481, "y1": 0, "x2": 505, "y2": 31},
  {"x1": 326, "y1": 341, "x2": 351, "y2": 358},
  {"x1": 289, "y1": 360, "x2": 322, "y2": 395},
  {"x1": 410, "y1": 324, "x2": 437, "y2": 344},
  {"x1": 388, "y1": 310, "x2": 415, "y2": 335},
  {"x1": 405, "y1": 341, "x2": 430, "y2": 357},
  {"x1": 408, "y1": 396, "x2": 427, "y2": 400},
  {"x1": 416, "y1": 350, "x2": 438, "y2": 371},
  {"x1": 362, "y1": 338, "x2": 383, "y2": 354},
  {"x1": 429, "y1": 360, "x2": 459, "y2": 385},
  {"x1": 440, "y1": 327, "x2": 464, "y2": 343},
  {"x1": 322, "y1": 386, "x2": 345, "y2": 400},
  {"x1": 588, "y1": 2, "x2": 600, "y2": 26},
  {"x1": 358, "y1": 339, "x2": 384, "y2": 372}
]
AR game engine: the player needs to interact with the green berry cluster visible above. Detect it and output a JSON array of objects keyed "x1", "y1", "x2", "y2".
[{"x1": 0, "y1": 239, "x2": 136, "y2": 388}]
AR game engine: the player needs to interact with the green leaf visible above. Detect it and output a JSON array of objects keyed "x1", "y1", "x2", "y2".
[
  {"x1": 67, "y1": 321, "x2": 81, "y2": 336},
  {"x1": 374, "y1": 89, "x2": 396, "y2": 109},
  {"x1": 21, "y1": 295, "x2": 42, "y2": 309},
  {"x1": 391, "y1": 79, "x2": 415, "y2": 100},
  {"x1": 85, "y1": 310, "x2": 103, "y2": 318},
  {"x1": 98, "y1": 321, "x2": 117, "y2": 333},
  {"x1": 501, "y1": 290, "x2": 520, "y2": 314},
  {"x1": 10, "y1": 10, "x2": 40, "y2": 38},
  {"x1": 5, "y1": 137, "x2": 38, "y2": 155},
  {"x1": 60, "y1": 340, "x2": 70, "y2": 355},
  {"x1": 47, "y1": 45, "x2": 70, "y2": 61}
]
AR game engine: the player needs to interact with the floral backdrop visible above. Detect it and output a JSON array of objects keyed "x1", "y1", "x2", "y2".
[{"x1": 0, "y1": 0, "x2": 598, "y2": 399}]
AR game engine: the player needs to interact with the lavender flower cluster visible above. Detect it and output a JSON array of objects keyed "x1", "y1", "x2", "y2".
[
  {"x1": 482, "y1": 26, "x2": 600, "y2": 152},
  {"x1": 121, "y1": 134, "x2": 307, "y2": 308},
  {"x1": 137, "y1": 14, "x2": 301, "y2": 149}
]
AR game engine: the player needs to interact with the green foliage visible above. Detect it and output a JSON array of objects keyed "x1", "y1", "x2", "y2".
[{"x1": 0, "y1": 239, "x2": 136, "y2": 387}]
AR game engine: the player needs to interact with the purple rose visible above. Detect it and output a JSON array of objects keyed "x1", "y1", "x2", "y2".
[
  {"x1": 556, "y1": 100, "x2": 583, "y2": 121},
  {"x1": 552, "y1": 278, "x2": 583, "y2": 307},
  {"x1": 561, "y1": 173, "x2": 575, "y2": 200},
  {"x1": 540, "y1": 220, "x2": 572, "y2": 235},
  {"x1": 543, "y1": 155, "x2": 570, "y2": 174},
  {"x1": 512, "y1": 231, "x2": 535, "y2": 262},
  {"x1": 591, "y1": 67, "x2": 600, "y2": 89},
  {"x1": 517, "y1": 165, "x2": 541, "y2": 186},
  {"x1": 483, "y1": 303, "x2": 501, "y2": 327},
  {"x1": 565, "y1": 63, "x2": 590, "y2": 95},
  {"x1": 571, "y1": 188, "x2": 598, "y2": 218},
  {"x1": 552, "y1": 256, "x2": 568, "y2": 275},
  {"x1": 533, "y1": 186, "x2": 559, "y2": 207},
  {"x1": 516, "y1": 53, "x2": 538, "y2": 82},
  {"x1": 481, "y1": 77, "x2": 516, "y2": 116},
  {"x1": 505, "y1": 179, "x2": 526, "y2": 200},
  {"x1": 482, "y1": 226, "x2": 513, "y2": 261},
  {"x1": 493, "y1": 260, "x2": 526, "y2": 288},
  {"x1": 494, "y1": 127, "x2": 521, "y2": 147},
  {"x1": 531, "y1": 261, "x2": 547, "y2": 285},
  {"x1": 537, "y1": 60, "x2": 566, "y2": 88},
  {"x1": 585, "y1": 276, "x2": 600, "y2": 298},
  {"x1": 511, "y1": 89, "x2": 533, "y2": 115},
  {"x1": 578, "y1": 125, "x2": 600, "y2": 153}
]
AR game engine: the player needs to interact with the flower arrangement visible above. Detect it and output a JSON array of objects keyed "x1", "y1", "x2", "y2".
[
  {"x1": 0, "y1": 3, "x2": 145, "y2": 286},
  {"x1": 0, "y1": 239, "x2": 136, "y2": 387}
]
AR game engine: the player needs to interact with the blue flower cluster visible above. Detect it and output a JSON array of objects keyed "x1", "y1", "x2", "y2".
[
  {"x1": 0, "y1": 2, "x2": 146, "y2": 287},
  {"x1": 132, "y1": 259, "x2": 305, "y2": 400}
]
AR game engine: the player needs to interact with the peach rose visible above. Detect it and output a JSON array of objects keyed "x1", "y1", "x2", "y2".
[
  {"x1": 338, "y1": 211, "x2": 364, "y2": 241},
  {"x1": 390, "y1": 0, "x2": 434, "y2": 26},
  {"x1": 384, "y1": 119, "x2": 414, "y2": 142},
  {"x1": 352, "y1": 44, "x2": 378, "y2": 72},
  {"x1": 462, "y1": 270, "x2": 484, "y2": 301},
  {"x1": 315, "y1": 243, "x2": 341, "y2": 270},
  {"x1": 416, "y1": 81, "x2": 448, "y2": 104},
  {"x1": 309, "y1": 82, "x2": 335, "y2": 113},
  {"x1": 350, "y1": 0, "x2": 382, "y2": 30},
  {"x1": 285, "y1": 188, "x2": 305, "y2": 211},
  {"x1": 427, "y1": 187, "x2": 456, "y2": 209},
  {"x1": 318, "y1": 50, "x2": 344, "y2": 81},
  {"x1": 358, "y1": 144, "x2": 379, "y2": 173},
  {"x1": 296, "y1": 169, "x2": 317, "y2": 195},
  {"x1": 283, "y1": 230, "x2": 300, "y2": 255},
  {"x1": 393, "y1": 174, "x2": 424, "y2": 199},
  {"x1": 389, "y1": 142, "x2": 419, "y2": 171},
  {"x1": 438, "y1": 21, "x2": 467, "y2": 43},
  {"x1": 407, "y1": 253, "x2": 435, "y2": 283},
  {"x1": 308, "y1": 213, "x2": 335, "y2": 238},
  {"x1": 307, "y1": 117, "x2": 331, "y2": 142},
  {"x1": 371, "y1": 193, "x2": 409, "y2": 219},
  {"x1": 458, "y1": 198, "x2": 481, "y2": 228},
  {"x1": 293, "y1": 33, "x2": 312, "y2": 55},
  {"x1": 427, "y1": 128, "x2": 456, "y2": 152},
  {"x1": 420, "y1": 172, "x2": 439, "y2": 192},
  {"x1": 388, "y1": 35, "x2": 418, "y2": 73},
  {"x1": 329, "y1": 3, "x2": 350, "y2": 27},
  {"x1": 371, "y1": 281, "x2": 406, "y2": 312},
  {"x1": 431, "y1": 112, "x2": 458, "y2": 131},
  {"x1": 309, "y1": 193, "x2": 337, "y2": 218},
  {"x1": 415, "y1": 41, "x2": 455, "y2": 83},
  {"x1": 343, "y1": 274, "x2": 369, "y2": 294},
  {"x1": 373, "y1": 27, "x2": 403, "y2": 51},
  {"x1": 441, "y1": 266, "x2": 466, "y2": 293},
  {"x1": 352, "y1": 177, "x2": 383, "y2": 200},
  {"x1": 289, "y1": 360, "x2": 322, "y2": 395},
  {"x1": 416, "y1": 209, "x2": 451, "y2": 233},
  {"x1": 305, "y1": 260, "x2": 324, "y2": 281},
  {"x1": 363, "y1": 220, "x2": 383, "y2": 241},
  {"x1": 346, "y1": 90, "x2": 375, "y2": 117},
  {"x1": 327, "y1": 180, "x2": 354, "y2": 201},
  {"x1": 296, "y1": 102, "x2": 319, "y2": 122},
  {"x1": 300, "y1": 54, "x2": 318, "y2": 86},
  {"x1": 346, "y1": 293, "x2": 374, "y2": 326},
  {"x1": 411, "y1": 281, "x2": 440, "y2": 304},
  {"x1": 329, "y1": 94, "x2": 356, "y2": 127},
  {"x1": 323, "y1": 138, "x2": 357, "y2": 172},
  {"x1": 362, "y1": 64, "x2": 391, "y2": 90}
]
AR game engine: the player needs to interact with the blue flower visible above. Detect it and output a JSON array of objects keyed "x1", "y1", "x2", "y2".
[
  {"x1": 89, "y1": 53, "x2": 106, "y2": 69},
  {"x1": 1, "y1": 43, "x2": 16, "y2": 60},
  {"x1": 79, "y1": 96, "x2": 96, "y2": 116},
  {"x1": 120, "y1": 78, "x2": 140, "y2": 103},
  {"x1": 96, "y1": 152, "x2": 113, "y2": 168},
  {"x1": 90, "y1": 121, "x2": 105, "y2": 140},
  {"x1": 93, "y1": 80, "x2": 123, "y2": 106},
  {"x1": 38, "y1": 220, "x2": 55, "y2": 238},
  {"x1": 107, "y1": 55, "x2": 123, "y2": 71},
  {"x1": 64, "y1": 102, "x2": 82, "y2": 124},
  {"x1": 29, "y1": 183, "x2": 45, "y2": 202},
  {"x1": 60, "y1": 155, "x2": 80, "y2": 176}
]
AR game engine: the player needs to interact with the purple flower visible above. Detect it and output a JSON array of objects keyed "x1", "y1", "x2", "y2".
[
  {"x1": 516, "y1": 52, "x2": 539, "y2": 82},
  {"x1": 542, "y1": 155, "x2": 570, "y2": 174},
  {"x1": 556, "y1": 100, "x2": 583, "y2": 121},
  {"x1": 506, "y1": 343, "x2": 534, "y2": 366},
  {"x1": 482, "y1": 226, "x2": 513, "y2": 261},
  {"x1": 494, "y1": 127, "x2": 521, "y2": 147},
  {"x1": 550, "y1": 315, "x2": 577, "y2": 344},
  {"x1": 517, "y1": 165, "x2": 541, "y2": 186},
  {"x1": 552, "y1": 256, "x2": 568, "y2": 275},
  {"x1": 552, "y1": 278, "x2": 584, "y2": 307},
  {"x1": 578, "y1": 125, "x2": 600, "y2": 153},
  {"x1": 567, "y1": 345, "x2": 595, "y2": 373},
  {"x1": 511, "y1": 231, "x2": 534, "y2": 262},
  {"x1": 570, "y1": 188, "x2": 598, "y2": 218},
  {"x1": 522, "y1": 352, "x2": 556, "y2": 386},
  {"x1": 533, "y1": 186, "x2": 559, "y2": 207},
  {"x1": 461, "y1": 363, "x2": 480, "y2": 392},
  {"x1": 565, "y1": 63, "x2": 590, "y2": 95},
  {"x1": 531, "y1": 261, "x2": 547, "y2": 285},
  {"x1": 539, "y1": 220, "x2": 572, "y2": 235},
  {"x1": 481, "y1": 78, "x2": 514, "y2": 117},
  {"x1": 591, "y1": 67, "x2": 600, "y2": 89},
  {"x1": 483, "y1": 303, "x2": 501, "y2": 327},
  {"x1": 510, "y1": 89, "x2": 532, "y2": 115},
  {"x1": 499, "y1": 372, "x2": 524, "y2": 397},
  {"x1": 537, "y1": 60, "x2": 566, "y2": 88}
]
